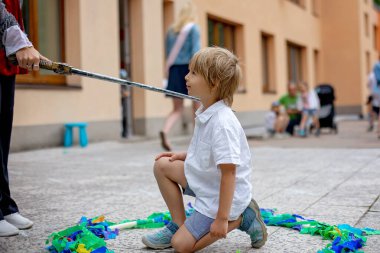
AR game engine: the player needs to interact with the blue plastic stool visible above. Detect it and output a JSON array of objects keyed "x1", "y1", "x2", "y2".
[{"x1": 64, "y1": 122, "x2": 88, "y2": 147}]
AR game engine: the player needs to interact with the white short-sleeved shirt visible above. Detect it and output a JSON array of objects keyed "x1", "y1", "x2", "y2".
[{"x1": 184, "y1": 100, "x2": 252, "y2": 220}]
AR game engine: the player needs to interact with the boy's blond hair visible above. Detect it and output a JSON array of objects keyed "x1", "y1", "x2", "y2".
[{"x1": 189, "y1": 47, "x2": 241, "y2": 106}]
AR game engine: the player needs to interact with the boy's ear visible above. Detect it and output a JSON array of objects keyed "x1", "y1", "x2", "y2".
[{"x1": 211, "y1": 81, "x2": 219, "y2": 90}]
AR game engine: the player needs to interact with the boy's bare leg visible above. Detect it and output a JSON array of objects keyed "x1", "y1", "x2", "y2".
[
  {"x1": 154, "y1": 157, "x2": 188, "y2": 225},
  {"x1": 171, "y1": 216, "x2": 242, "y2": 253}
]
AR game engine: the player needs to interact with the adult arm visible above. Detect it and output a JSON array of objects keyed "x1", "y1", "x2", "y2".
[
  {"x1": 1, "y1": 1, "x2": 32, "y2": 56},
  {"x1": 1, "y1": 1, "x2": 41, "y2": 70}
]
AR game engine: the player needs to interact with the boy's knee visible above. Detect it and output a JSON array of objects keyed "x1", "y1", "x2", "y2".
[
  {"x1": 153, "y1": 157, "x2": 168, "y2": 176},
  {"x1": 171, "y1": 237, "x2": 180, "y2": 251},
  {"x1": 171, "y1": 237, "x2": 193, "y2": 253}
]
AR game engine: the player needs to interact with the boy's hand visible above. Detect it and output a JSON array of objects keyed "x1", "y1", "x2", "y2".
[
  {"x1": 209, "y1": 218, "x2": 228, "y2": 239},
  {"x1": 154, "y1": 152, "x2": 187, "y2": 161}
]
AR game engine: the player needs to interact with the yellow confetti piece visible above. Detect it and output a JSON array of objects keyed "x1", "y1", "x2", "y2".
[{"x1": 76, "y1": 244, "x2": 91, "y2": 253}]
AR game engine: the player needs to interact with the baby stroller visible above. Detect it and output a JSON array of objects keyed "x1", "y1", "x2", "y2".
[{"x1": 315, "y1": 84, "x2": 338, "y2": 133}]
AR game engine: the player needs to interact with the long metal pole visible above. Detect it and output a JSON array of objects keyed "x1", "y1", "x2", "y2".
[
  {"x1": 7, "y1": 56, "x2": 200, "y2": 101},
  {"x1": 71, "y1": 68, "x2": 199, "y2": 101}
]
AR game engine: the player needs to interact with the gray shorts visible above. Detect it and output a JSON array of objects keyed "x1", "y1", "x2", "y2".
[
  {"x1": 185, "y1": 210, "x2": 214, "y2": 240},
  {"x1": 182, "y1": 184, "x2": 215, "y2": 240}
]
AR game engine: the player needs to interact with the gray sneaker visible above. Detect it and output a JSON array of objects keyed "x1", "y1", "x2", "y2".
[
  {"x1": 238, "y1": 199, "x2": 268, "y2": 248},
  {"x1": 141, "y1": 222, "x2": 178, "y2": 249}
]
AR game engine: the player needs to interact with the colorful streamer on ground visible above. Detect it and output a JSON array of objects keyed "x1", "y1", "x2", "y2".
[
  {"x1": 261, "y1": 208, "x2": 380, "y2": 253},
  {"x1": 45, "y1": 204, "x2": 194, "y2": 253},
  {"x1": 46, "y1": 215, "x2": 118, "y2": 253},
  {"x1": 45, "y1": 205, "x2": 379, "y2": 253}
]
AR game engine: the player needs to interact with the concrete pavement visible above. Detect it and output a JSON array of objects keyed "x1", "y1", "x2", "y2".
[{"x1": 0, "y1": 120, "x2": 379, "y2": 253}]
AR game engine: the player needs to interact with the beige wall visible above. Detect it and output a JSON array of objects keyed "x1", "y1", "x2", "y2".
[
  {"x1": 130, "y1": 0, "x2": 324, "y2": 134},
  {"x1": 14, "y1": 0, "x2": 120, "y2": 127},
  {"x1": 362, "y1": 0, "x2": 379, "y2": 110},
  {"x1": 193, "y1": 0, "x2": 322, "y2": 113},
  {"x1": 132, "y1": 0, "x2": 378, "y2": 132},
  {"x1": 11, "y1": 0, "x2": 380, "y2": 150},
  {"x1": 320, "y1": 0, "x2": 378, "y2": 113}
]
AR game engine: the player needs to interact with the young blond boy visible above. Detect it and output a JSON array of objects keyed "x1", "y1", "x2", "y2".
[{"x1": 142, "y1": 47, "x2": 267, "y2": 252}]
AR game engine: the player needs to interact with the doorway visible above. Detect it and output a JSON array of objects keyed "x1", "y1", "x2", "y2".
[{"x1": 119, "y1": 0, "x2": 133, "y2": 138}]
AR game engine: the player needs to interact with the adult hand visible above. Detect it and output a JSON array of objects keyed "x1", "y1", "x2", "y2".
[{"x1": 15, "y1": 46, "x2": 41, "y2": 71}]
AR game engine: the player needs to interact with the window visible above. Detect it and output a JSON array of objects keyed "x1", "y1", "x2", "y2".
[
  {"x1": 163, "y1": 0, "x2": 174, "y2": 37},
  {"x1": 364, "y1": 13, "x2": 369, "y2": 37},
  {"x1": 208, "y1": 17, "x2": 235, "y2": 52},
  {"x1": 163, "y1": 0, "x2": 174, "y2": 74},
  {"x1": 288, "y1": 0, "x2": 305, "y2": 8},
  {"x1": 287, "y1": 42, "x2": 306, "y2": 84},
  {"x1": 313, "y1": 49, "x2": 320, "y2": 85},
  {"x1": 374, "y1": 25, "x2": 378, "y2": 50},
  {"x1": 17, "y1": 0, "x2": 66, "y2": 85},
  {"x1": 207, "y1": 15, "x2": 245, "y2": 91},
  {"x1": 311, "y1": 0, "x2": 320, "y2": 16},
  {"x1": 261, "y1": 33, "x2": 276, "y2": 93},
  {"x1": 366, "y1": 51, "x2": 371, "y2": 74}
]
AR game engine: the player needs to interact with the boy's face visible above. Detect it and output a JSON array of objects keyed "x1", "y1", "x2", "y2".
[{"x1": 185, "y1": 69, "x2": 215, "y2": 101}]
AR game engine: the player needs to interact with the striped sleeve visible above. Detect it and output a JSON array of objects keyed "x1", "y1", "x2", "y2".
[{"x1": 0, "y1": 1, "x2": 19, "y2": 48}]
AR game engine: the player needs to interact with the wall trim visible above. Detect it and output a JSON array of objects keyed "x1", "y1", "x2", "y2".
[{"x1": 11, "y1": 120, "x2": 120, "y2": 152}]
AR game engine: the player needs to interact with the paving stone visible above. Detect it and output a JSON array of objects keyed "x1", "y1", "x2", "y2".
[
  {"x1": 0, "y1": 134, "x2": 379, "y2": 252},
  {"x1": 370, "y1": 197, "x2": 380, "y2": 212}
]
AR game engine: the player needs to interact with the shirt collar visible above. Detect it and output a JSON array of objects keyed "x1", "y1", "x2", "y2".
[{"x1": 195, "y1": 100, "x2": 227, "y2": 124}]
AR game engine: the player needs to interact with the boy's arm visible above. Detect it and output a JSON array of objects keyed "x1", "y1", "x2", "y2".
[
  {"x1": 210, "y1": 163, "x2": 236, "y2": 238},
  {"x1": 217, "y1": 163, "x2": 236, "y2": 219}
]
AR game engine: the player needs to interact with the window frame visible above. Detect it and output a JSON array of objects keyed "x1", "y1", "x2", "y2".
[
  {"x1": 311, "y1": 0, "x2": 320, "y2": 17},
  {"x1": 288, "y1": 0, "x2": 306, "y2": 9},
  {"x1": 207, "y1": 14, "x2": 246, "y2": 92},
  {"x1": 313, "y1": 49, "x2": 320, "y2": 85},
  {"x1": 207, "y1": 16, "x2": 236, "y2": 53},
  {"x1": 16, "y1": 0, "x2": 66, "y2": 85},
  {"x1": 373, "y1": 25, "x2": 378, "y2": 50},
  {"x1": 287, "y1": 42, "x2": 306, "y2": 84},
  {"x1": 261, "y1": 32, "x2": 276, "y2": 94},
  {"x1": 365, "y1": 51, "x2": 371, "y2": 74},
  {"x1": 364, "y1": 12, "x2": 369, "y2": 38}
]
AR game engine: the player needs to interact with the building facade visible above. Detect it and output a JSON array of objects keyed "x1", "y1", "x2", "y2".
[{"x1": 10, "y1": 0, "x2": 379, "y2": 151}]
